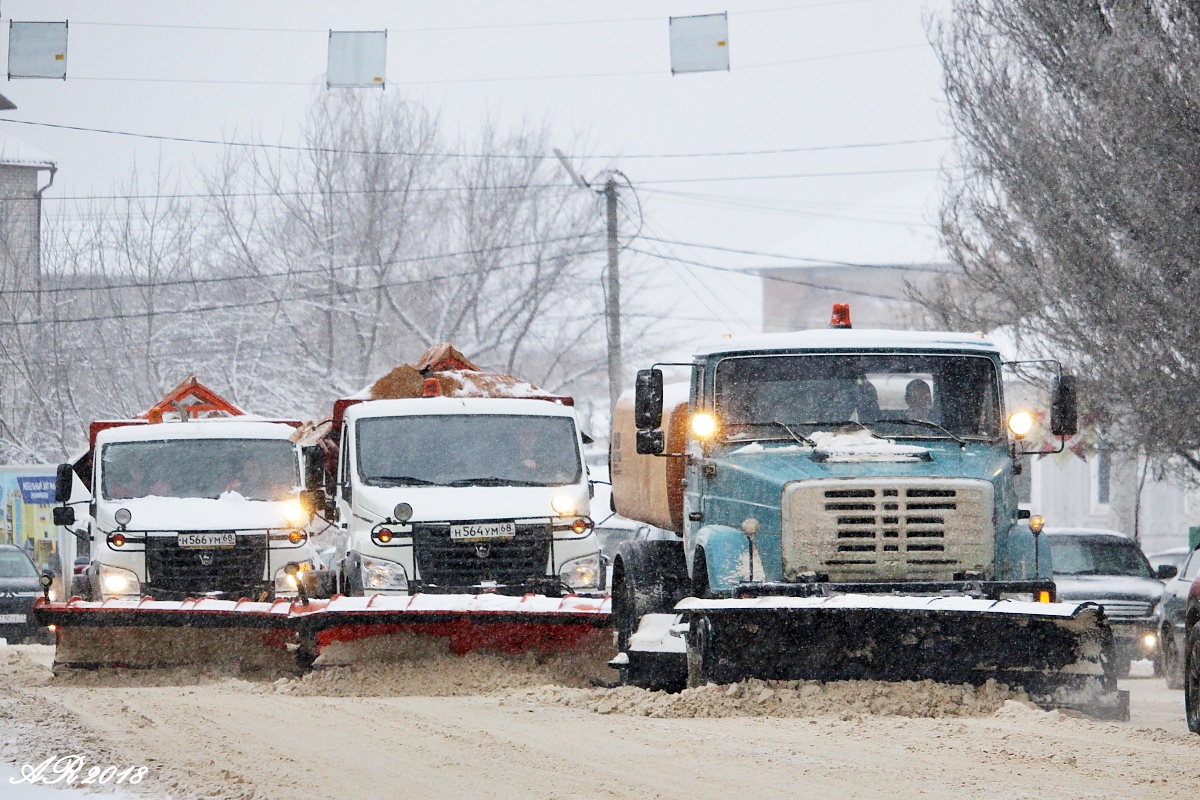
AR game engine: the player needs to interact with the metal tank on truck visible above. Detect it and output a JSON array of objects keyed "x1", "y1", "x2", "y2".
[
  {"x1": 37, "y1": 376, "x2": 320, "y2": 670},
  {"x1": 609, "y1": 304, "x2": 1129, "y2": 719},
  {"x1": 292, "y1": 344, "x2": 610, "y2": 667}
]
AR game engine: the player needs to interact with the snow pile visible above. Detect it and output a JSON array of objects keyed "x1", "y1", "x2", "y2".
[
  {"x1": 810, "y1": 428, "x2": 930, "y2": 463},
  {"x1": 503, "y1": 678, "x2": 1026, "y2": 719},
  {"x1": 0, "y1": 646, "x2": 53, "y2": 686},
  {"x1": 273, "y1": 647, "x2": 609, "y2": 697}
]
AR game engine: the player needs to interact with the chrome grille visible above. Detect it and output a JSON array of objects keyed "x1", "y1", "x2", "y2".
[
  {"x1": 783, "y1": 478, "x2": 994, "y2": 582},
  {"x1": 1095, "y1": 600, "x2": 1155, "y2": 619}
]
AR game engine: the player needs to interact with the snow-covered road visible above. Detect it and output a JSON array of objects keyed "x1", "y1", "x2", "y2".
[{"x1": 0, "y1": 645, "x2": 1194, "y2": 800}]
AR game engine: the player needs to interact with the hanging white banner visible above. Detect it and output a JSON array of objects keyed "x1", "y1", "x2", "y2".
[
  {"x1": 8, "y1": 21, "x2": 68, "y2": 80},
  {"x1": 327, "y1": 30, "x2": 387, "y2": 89},
  {"x1": 669, "y1": 13, "x2": 729, "y2": 75}
]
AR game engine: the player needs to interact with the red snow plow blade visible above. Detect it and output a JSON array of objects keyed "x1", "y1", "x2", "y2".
[
  {"x1": 35, "y1": 594, "x2": 612, "y2": 673},
  {"x1": 292, "y1": 594, "x2": 612, "y2": 668}
]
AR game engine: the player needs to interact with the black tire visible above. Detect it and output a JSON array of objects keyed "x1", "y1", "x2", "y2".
[
  {"x1": 1186, "y1": 625, "x2": 1200, "y2": 735},
  {"x1": 611, "y1": 539, "x2": 688, "y2": 690},
  {"x1": 340, "y1": 555, "x2": 365, "y2": 597},
  {"x1": 1164, "y1": 628, "x2": 1185, "y2": 691},
  {"x1": 692, "y1": 549, "x2": 711, "y2": 600}
]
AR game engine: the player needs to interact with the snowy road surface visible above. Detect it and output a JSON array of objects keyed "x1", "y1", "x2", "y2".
[{"x1": 0, "y1": 645, "x2": 1195, "y2": 800}]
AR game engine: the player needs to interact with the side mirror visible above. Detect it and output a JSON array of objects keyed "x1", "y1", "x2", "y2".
[
  {"x1": 1156, "y1": 564, "x2": 1178, "y2": 581},
  {"x1": 634, "y1": 368, "x2": 664, "y2": 430},
  {"x1": 1050, "y1": 374, "x2": 1078, "y2": 437},
  {"x1": 52, "y1": 506, "x2": 76, "y2": 527},
  {"x1": 55, "y1": 463, "x2": 74, "y2": 504},
  {"x1": 636, "y1": 429, "x2": 665, "y2": 456}
]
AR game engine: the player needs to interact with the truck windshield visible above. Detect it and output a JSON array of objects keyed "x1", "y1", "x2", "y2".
[
  {"x1": 1048, "y1": 536, "x2": 1153, "y2": 578},
  {"x1": 101, "y1": 439, "x2": 299, "y2": 501},
  {"x1": 356, "y1": 414, "x2": 582, "y2": 488},
  {"x1": 714, "y1": 353, "x2": 1001, "y2": 441}
]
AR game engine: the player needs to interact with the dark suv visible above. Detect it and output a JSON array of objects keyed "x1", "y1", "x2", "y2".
[
  {"x1": 1045, "y1": 529, "x2": 1169, "y2": 678},
  {"x1": 0, "y1": 544, "x2": 50, "y2": 644}
]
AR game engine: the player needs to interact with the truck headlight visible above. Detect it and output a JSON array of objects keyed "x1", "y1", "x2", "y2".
[
  {"x1": 98, "y1": 564, "x2": 140, "y2": 597},
  {"x1": 361, "y1": 555, "x2": 408, "y2": 592},
  {"x1": 559, "y1": 552, "x2": 601, "y2": 590},
  {"x1": 281, "y1": 498, "x2": 312, "y2": 527},
  {"x1": 273, "y1": 562, "x2": 313, "y2": 595}
]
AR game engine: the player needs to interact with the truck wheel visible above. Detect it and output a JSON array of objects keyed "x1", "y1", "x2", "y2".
[
  {"x1": 1186, "y1": 625, "x2": 1200, "y2": 734},
  {"x1": 340, "y1": 555, "x2": 364, "y2": 597},
  {"x1": 612, "y1": 540, "x2": 687, "y2": 650}
]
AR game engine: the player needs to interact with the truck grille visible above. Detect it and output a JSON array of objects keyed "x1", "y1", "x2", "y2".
[
  {"x1": 782, "y1": 478, "x2": 994, "y2": 582},
  {"x1": 1094, "y1": 600, "x2": 1155, "y2": 619},
  {"x1": 412, "y1": 522, "x2": 551, "y2": 589},
  {"x1": 144, "y1": 533, "x2": 268, "y2": 598}
]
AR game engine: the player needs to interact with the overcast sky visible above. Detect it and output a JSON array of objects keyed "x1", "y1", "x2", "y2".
[{"x1": 0, "y1": 0, "x2": 953, "y2": 344}]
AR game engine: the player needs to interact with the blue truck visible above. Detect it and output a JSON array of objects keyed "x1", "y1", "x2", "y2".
[{"x1": 609, "y1": 305, "x2": 1127, "y2": 718}]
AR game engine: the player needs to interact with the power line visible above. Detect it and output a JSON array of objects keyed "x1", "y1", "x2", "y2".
[
  {"x1": 0, "y1": 247, "x2": 608, "y2": 327},
  {"x1": 64, "y1": 1, "x2": 883, "y2": 36},
  {"x1": 0, "y1": 118, "x2": 948, "y2": 161},
  {"x1": 0, "y1": 235, "x2": 601, "y2": 296},
  {"x1": 34, "y1": 167, "x2": 940, "y2": 202},
  {"x1": 625, "y1": 247, "x2": 916, "y2": 303},
  {"x1": 52, "y1": 41, "x2": 930, "y2": 89},
  {"x1": 638, "y1": 235, "x2": 952, "y2": 270}
]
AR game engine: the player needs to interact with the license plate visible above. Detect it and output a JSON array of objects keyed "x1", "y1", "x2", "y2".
[
  {"x1": 450, "y1": 522, "x2": 516, "y2": 541},
  {"x1": 0, "y1": 614, "x2": 27, "y2": 624},
  {"x1": 177, "y1": 532, "x2": 236, "y2": 548}
]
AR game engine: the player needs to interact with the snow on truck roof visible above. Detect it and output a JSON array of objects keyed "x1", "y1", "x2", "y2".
[
  {"x1": 95, "y1": 418, "x2": 301, "y2": 444},
  {"x1": 344, "y1": 396, "x2": 577, "y2": 420},
  {"x1": 692, "y1": 328, "x2": 1000, "y2": 358}
]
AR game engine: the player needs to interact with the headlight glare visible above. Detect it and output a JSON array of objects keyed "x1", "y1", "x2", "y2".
[
  {"x1": 361, "y1": 555, "x2": 408, "y2": 592},
  {"x1": 551, "y1": 494, "x2": 576, "y2": 516},
  {"x1": 559, "y1": 552, "x2": 601, "y2": 590},
  {"x1": 98, "y1": 564, "x2": 139, "y2": 597},
  {"x1": 281, "y1": 498, "x2": 311, "y2": 527}
]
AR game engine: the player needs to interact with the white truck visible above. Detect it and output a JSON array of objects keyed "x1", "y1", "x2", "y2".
[
  {"x1": 322, "y1": 395, "x2": 602, "y2": 598},
  {"x1": 57, "y1": 381, "x2": 318, "y2": 603}
]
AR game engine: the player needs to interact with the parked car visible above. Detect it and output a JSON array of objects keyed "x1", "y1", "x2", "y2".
[
  {"x1": 1158, "y1": 545, "x2": 1199, "y2": 690},
  {"x1": 0, "y1": 544, "x2": 53, "y2": 644},
  {"x1": 1148, "y1": 547, "x2": 1192, "y2": 574},
  {"x1": 72, "y1": 556, "x2": 89, "y2": 576},
  {"x1": 1044, "y1": 528, "x2": 1171, "y2": 677}
]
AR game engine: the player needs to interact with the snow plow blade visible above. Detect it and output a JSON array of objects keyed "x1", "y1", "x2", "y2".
[
  {"x1": 291, "y1": 594, "x2": 612, "y2": 672},
  {"x1": 35, "y1": 594, "x2": 612, "y2": 676},
  {"x1": 34, "y1": 597, "x2": 301, "y2": 672},
  {"x1": 678, "y1": 595, "x2": 1129, "y2": 721}
]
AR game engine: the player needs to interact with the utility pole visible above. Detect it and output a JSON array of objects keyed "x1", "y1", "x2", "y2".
[
  {"x1": 603, "y1": 175, "x2": 623, "y2": 412},
  {"x1": 553, "y1": 149, "x2": 625, "y2": 411}
]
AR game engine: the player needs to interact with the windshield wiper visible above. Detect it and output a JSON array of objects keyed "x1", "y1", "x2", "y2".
[
  {"x1": 444, "y1": 477, "x2": 543, "y2": 487},
  {"x1": 367, "y1": 476, "x2": 443, "y2": 487},
  {"x1": 768, "y1": 420, "x2": 816, "y2": 447},
  {"x1": 872, "y1": 418, "x2": 968, "y2": 446}
]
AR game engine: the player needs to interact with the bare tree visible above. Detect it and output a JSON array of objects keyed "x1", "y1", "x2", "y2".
[{"x1": 922, "y1": 0, "x2": 1200, "y2": 469}]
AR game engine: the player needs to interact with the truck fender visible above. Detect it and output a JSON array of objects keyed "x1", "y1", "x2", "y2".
[
  {"x1": 995, "y1": 522, "x2": 1053, "y2": 580},
  {"x1": 692, "y1": 525, "x2": 752, "y2": 596}
]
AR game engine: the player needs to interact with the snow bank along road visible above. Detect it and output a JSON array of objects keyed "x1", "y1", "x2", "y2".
[{"x1": 0, "y1": 645, "x2": 1196, "y2": 800}]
